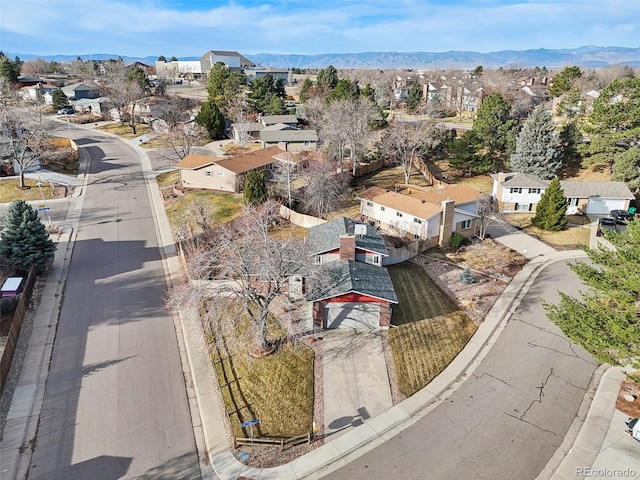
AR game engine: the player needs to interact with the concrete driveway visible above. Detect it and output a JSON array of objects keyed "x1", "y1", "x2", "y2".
[
  {"x1": 487, "y1": 218, "x2": 556, "y2": 259},
  {"x1": 322, "y1": 329, "x2": 392, "y2": 440}
]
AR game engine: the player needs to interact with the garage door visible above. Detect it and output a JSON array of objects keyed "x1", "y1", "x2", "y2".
[
  {"x1": 586, "y1": 198, "x2": 624, "y2": 215},
  {"x1": 325, "y1": 302, "x2": 380, "y2": 329}
]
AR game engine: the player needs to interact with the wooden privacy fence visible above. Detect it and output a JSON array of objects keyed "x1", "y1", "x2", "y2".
[
  {"x1": 234, "y1": 431, "x2": 313, "y2": 449},
  {"x1": 0, "y1": 265, "x2": 38, "y2": 393}
]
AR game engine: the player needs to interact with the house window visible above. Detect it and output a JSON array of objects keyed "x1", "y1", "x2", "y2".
[
  {"x1": 413, "y1": 218, "x2": 422, "y2": 224},
  {"x1": 396, "y1": 212, "x2": 403, "y2": 217},
  {"x1": 205, "y1": 170, "x2": 212, "y2": 177},
  {"x1": 366, "y1": 201, "x2": 373, "y2": 207},
  {"x1": 380, "y1": 206, "x2": 385, "y2": 211},
  {"x1": 510, "y1": 187, "x2": 522, "y2": 194},
  {"x1": 460, "y1": 219, "x2": 471, "y2": 230},
  {"x1": 529, "y1": 188, "x2": 541, "y2": 194},
  {"x1": 314, "y1": 255, "x2": 322, "y2": 265},
  {"x1": 304, "y1": 141, "x2": 311, "y2": 146},
  {"x1": 217, "y1": 171, "x2": 225, "y2": 177},
  {"x1": 515, "y1": 203, "x2": 532, "y2": 211},
  {"x1": 569, "y1": 198, "x2": 579, "y2": 206},
  {"x1": 372, "y1": 255, "x2": 380, "y2": 265}
]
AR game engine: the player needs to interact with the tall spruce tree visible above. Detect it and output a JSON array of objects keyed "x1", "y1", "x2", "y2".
[
  {"x1": 531, "y1": 177, "x2": 568, "y2": 231},
  {"x1": 243, "y1": 170, "x2": 268, "y2": 204},
  {"x1": 0, "y1": 200, "x2": 55, "y2": 270},
  {"x1": 510, "y1": 107, "x2": 562, "y2": 179},
  {"x1": 543, "y1": 219, "x2": 640, "y2": 367},
  {"x1": 405, "y1": 82, "x2": 423, "y2": 113},
  {"x1": 196, "y1": 101, "x2": 225, "y2": 140}
]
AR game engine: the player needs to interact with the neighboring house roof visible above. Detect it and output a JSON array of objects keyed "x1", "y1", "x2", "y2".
[
  {"x1": 308, "y1": 217, "x2": 388, "y2": 257},
  {"x1": 63, "y1": 82, "x2": 97, "y2": 92},
  {"x1": 177, "y1": 145, "x2": 284, "y2": 174},
  {"x1": 494, "y1": 172, "x2": 635, "y2": 199},
  {"x1": 361, "y1": 187, "x2": 441, "y2": 220},
  {"x1": 560, "y1": 181, "x2": 635, "y2": 200},
  {"x1": 263, "y1": 123, "x2": 294, "y2": 131},
  {"x1": 259, "y1": 115, "x2": 298, "y2": 126},
  {"x1": 260, "y1": 129, "x2": 318, "y2": 143},
  {"x1": 493, "y1": 172, "x2": 549, "y2": 188},
  {"x1": 233, "y1": 122, "x2": 263, "y2": 133},
  {"x1": 409, "y1": 184, "x2": 483, "y2": 206},
  {"x1": 175, "y1": 154, "x2": 222, "y2": 170},
  {"x1": 309, "y1": 260, "x2": 398, "y2": 303}
]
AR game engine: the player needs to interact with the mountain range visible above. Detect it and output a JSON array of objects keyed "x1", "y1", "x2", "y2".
[{"x1": 7, "y1": 45, "x2": 640, "y2": 70}]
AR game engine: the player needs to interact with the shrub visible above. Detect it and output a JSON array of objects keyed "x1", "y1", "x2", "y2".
[{"x1": 449, "y1": 232, "x2": 464, "y2": 248}]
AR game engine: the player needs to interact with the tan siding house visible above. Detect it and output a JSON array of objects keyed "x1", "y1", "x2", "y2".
[{"x1": 176, "y1": 146, "x2": 284, "y2": 192}]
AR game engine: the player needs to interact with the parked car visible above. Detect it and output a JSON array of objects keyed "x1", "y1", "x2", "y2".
[
  {"x1": 596, "y1": 217, "x2": 618, "y2": 236},
  {"x1": 57, "y1": 107, "x2": 75, "y2": 115},
  {"x1": 626, "y1": 417, "x2": 640, "y2": 441},
  {"x1": 610, "y1": 209, "x2": 634, "y2": 222}
]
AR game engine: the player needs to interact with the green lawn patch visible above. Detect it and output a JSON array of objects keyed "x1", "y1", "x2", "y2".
[
  {"x1": 389, "y1": 311, "x2": 477, "y2": 397},
  {"x1": 387, "y1": 262, "x2": 458, "y2": 325}
]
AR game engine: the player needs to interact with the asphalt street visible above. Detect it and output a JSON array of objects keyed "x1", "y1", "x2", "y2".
[
  {"x1": 324, "y1": 260, "x2": 599, "y2": 480},
  {"x1": 25, "y1": 127, "x2": 201, "y2": 479}
]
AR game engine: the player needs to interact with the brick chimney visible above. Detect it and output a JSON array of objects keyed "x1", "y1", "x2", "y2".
[
  {"x1": 339, "y1": 234, "x2": 356, "y2": 262},
  {"x1": 438, "y1": 198, "x2": 456, "y2": 247}
]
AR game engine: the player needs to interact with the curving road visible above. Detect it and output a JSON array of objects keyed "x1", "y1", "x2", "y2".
[
  {"x1": 324, "y1": 260, "x2": 599, "y2": 480},
  {"x1": 27, "y1": 127, "x2": 201, "y2": 479}
]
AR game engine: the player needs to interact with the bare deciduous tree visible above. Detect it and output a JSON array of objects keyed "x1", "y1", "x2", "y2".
[
  {"x1": 0, "y1": 104, "x2": 53, "y2": 188},
  {"x1": 341, "y1": 98, "x2": 378, "y2": 175},
  {"x1": 301, "y1": 158, "x2": 351, "y2": 218},
  {"x1": 378, "y1": 119, "x2": 442, "y2": 184},
  {"x1": 168, "y1": 201, "x2": 320, "y2": 357},
  {"x1": 98, "y1": 60, "x2": 145, "y2": 133},
  {"x1": 320, "y1": 100, "x2": 351, "y2": 172},
  {"x1": 476, "y1": 195, "x2": 500, "y2": 240}
]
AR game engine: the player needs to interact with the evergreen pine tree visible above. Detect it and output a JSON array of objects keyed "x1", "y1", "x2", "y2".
[
  {"x1": 243, "y1": 170, "x2": 268, "y2": 205},
  {"x1": 405, "y1": 82, "x2": 423, "y2": 113},
  {"x1": 510, "y1": 107, "x2": 561, "y2": 179},
  {"x1": 459, "y1": 266, "x2": 475, "y2": 284},
  {"x1": 543, "y1": 219, "x2": 640, "y2": 367},
  {"x1": 531, "y1": 177, "x2": 568, "y2": 231},
  {"x1": 196, "y1": 101, "x2": 226, "y2": 140},
  {"x1": 0, "y1": 200, "x2": 55, "y2": 270},
  {"x1": 52, "y1": 88, "x2": 69, "y2": 110}
]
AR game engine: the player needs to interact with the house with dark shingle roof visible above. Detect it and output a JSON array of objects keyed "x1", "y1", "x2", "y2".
[
  {"x1": 259, "y1": 128, "x2": 318, "y2": 152},
  {"x1": 491, "y1": 172, "x2": 635, "y2": 214},
  {"x1": 307, "y1": 217, "x2": 398, "y2": 329},
  {"x1": 359, "y1": 184, "x2": 482, "y2": 247},
  {"x1": 175, "y1": 146, "x2": 283, "y2": 192}
]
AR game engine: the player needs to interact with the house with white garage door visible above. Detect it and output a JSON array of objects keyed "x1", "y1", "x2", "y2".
[
  {"x1": 491, "y1": 172, "x2": 635, "y2": 215},
  {"x1": 307, "y1": 217, "x2": 398, "y2": 329}
]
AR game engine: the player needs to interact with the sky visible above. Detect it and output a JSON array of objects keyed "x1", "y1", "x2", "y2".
[{"x1": 1, "y1": 0, "x2": 639, "y2": 59}]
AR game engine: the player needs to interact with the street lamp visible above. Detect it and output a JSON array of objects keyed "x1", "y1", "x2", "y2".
[{"x1": 36, "y1": 181, "x2": 52, "y2": 228}]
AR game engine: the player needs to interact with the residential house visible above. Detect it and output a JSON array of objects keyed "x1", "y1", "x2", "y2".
[
  {"x1": 131, "y1": 96, "x2": 175, "y2": 122},
  {"x1": 259, "y1": 128, "x2": 318, "y2": 152},
  {"x1": 491, "y1": 172, "x2": 635, "y2": 215},
  {"x1": 307, "y1": 217, "x2": 398, "y2": 329},
  {"x1": 18, "y1": 83, "x2": 57, "y2": 103},
  {"x1": 258, "y1": 115, "x2": 299, "y2": 128},
  {"x1": 359, "y1": 184, "x2": 483, "y2": 247},
  {"x1": 72, "y1": 97, "x2": 110, "y2": 115},
  {"x1": 62, "y1": 82, "x2": 99, "y2": 100},
  {"x1": 175, "y1": 145, "x2": 283, "y2": 192},
  {"x1": 199, "y1": 50, "x2": 255, "y2": 73},
  {"x1": 231, "y1": 122, "x2": 264, "y2": 142}
]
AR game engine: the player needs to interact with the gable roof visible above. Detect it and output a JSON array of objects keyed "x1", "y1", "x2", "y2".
[
  {"x1": 233, "y1": 122, "x2": 264, "y2": 133},
  {"x1": 260, "y1": 129, "x2": 318, "y2": 143},
  {"x1": 495, "y1": 172, "x2": 549, "y2": 188},
  {"x1": 308, "y1": 217, "x2": 388, "y2": 256},
  {"x1": 309, "y1": 260, "x2": 398, "y2": 304},
  {"x1": 560, "y1": 181, "x2": 634, "y2": 199},
  {"x1": 409, "y1": 184, "x2": 483, "y2": 205},
  {"x1": 259, "y1": 114, "x2": 298, "y2": 126},
  {"x1": 359, "y1": 187, "x2": 443, "y2": 221},
  {"x1": 63, "y1": 82, "x2": 98, "y2": 92},
  {"x1": 263, "y1": 123, "x2": 294, "y2": 131},
  {"x1": 175, "y1": 154, "x2": 223, "y2": 170}
]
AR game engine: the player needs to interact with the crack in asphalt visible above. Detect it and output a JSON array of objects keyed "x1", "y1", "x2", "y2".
[
  {"x1": 472, "y1": 372, "x2": 514, "y2": 387},
  {"x1": 520, "y1": 368, "x2": 557, "y2": 420},
  {"x1": 513, "y1": 317, "x2": 599, "y2": 366}
]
